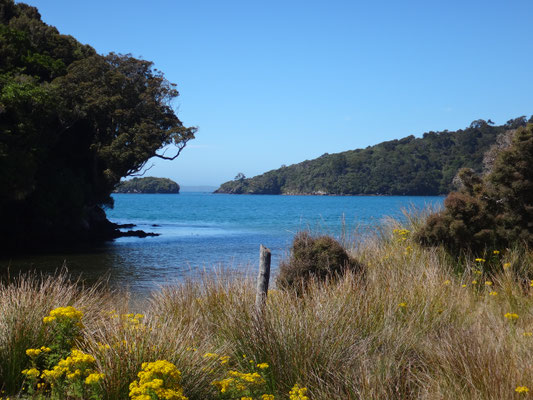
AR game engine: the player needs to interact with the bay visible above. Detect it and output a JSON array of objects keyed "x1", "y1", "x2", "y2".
[{"x1": 1, "y1": 193, "x2": 443, "y2": 298}]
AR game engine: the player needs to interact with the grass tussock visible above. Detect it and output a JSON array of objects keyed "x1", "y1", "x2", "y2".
[{"x1": 2, "y1": 220, "x2": 533, "y2": 399}]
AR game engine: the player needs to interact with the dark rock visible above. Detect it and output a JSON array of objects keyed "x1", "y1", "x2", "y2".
[
  {"x1": 119, "y1": 230, "x2": 160, "y2": 238},
  {"x1": 117, "y1": 223, "x2": 136, "y2": 229}
]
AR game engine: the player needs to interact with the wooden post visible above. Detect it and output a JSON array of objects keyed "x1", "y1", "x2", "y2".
[{"x1": 255, "y1": 244, "x2": 271, "y2": 312}]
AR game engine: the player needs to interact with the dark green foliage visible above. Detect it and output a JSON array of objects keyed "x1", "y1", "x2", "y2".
[
  {"x1": 276, "y1": 232, "x2": 364, "y2": 291},
  {"x1": 215, "y1": 119, "x2": 525, "y2": 196},
  {"x1": 0, "y1": 0, "x2": 195, "y2": 249},
  {"x1": 416, "y1": 124, "x2": 533, "y2": 253},
  {"x1": 115, "y1": 177, "x2": 180, "y2": 194}
]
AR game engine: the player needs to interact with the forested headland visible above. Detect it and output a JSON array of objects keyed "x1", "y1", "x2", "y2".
[
  {"x1": 114, "y1": 177, "x2": 180, "y2": 194},
  {"x1": 0, "y1": 0, "x2": 195, "y2": 250},
  {"x1": 215, "y1": 117, "x2": 531, "y2": 196}
]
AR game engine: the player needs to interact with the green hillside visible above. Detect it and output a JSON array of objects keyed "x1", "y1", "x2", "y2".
[
  {"x1": 115, "y1": 177, "x2": 180, "y2": 193},
  {"x1": 215, "y1": 118, "x2": 530, "y2": 196}
]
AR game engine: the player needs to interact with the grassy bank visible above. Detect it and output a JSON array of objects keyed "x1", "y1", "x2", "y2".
[{"x1": 1, "y1": 220, "x2": 533, "y2": 399}]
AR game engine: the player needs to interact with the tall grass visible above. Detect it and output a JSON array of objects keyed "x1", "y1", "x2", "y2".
[
  {"x1": 1, "y1": 219, "x2": 533, "y2": 399},
  {"x1": 0, "y1": 270, "x2": 116, "y2": 393}
]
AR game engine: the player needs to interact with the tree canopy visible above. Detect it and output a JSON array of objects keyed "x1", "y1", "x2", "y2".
[
  {"x1": 215, "y1": 118, "x2": 529, "y2": 196},
  {"x1": 0, "y1": 0, "x2": 195, "y2": 249}
]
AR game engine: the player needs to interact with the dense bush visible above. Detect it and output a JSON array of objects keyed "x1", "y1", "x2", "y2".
[
  {"x1": 276, "y1": 232, "x2": 364, "y2": 291},
  {"x1": 416, "y1": 124, "x2": 533, "y2": 253}
]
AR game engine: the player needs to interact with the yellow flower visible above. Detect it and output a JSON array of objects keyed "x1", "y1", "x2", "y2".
[
  {"x1": 461, "y1": 284, "x2": 467, "y2": 288},
  {"x1": 289, "y1": 384, "x2": 309, "y2": 400},
  {"x1": 504, "y1": 313, "x2": 519, "y2": 320},
  {"x1": 43, "y1": 306, "x2": 83, "y2": 325},
  {"x1": 85, "y1": 372, "x2": 104, "y2": 385},
  {"x1": 97, "y1": 343, "x2": 111, "y2": 351},
  {"x1": 398, "y1": 302, "x2": 407, "y2": 308},
  {"x1": 471, "y1": 280, "x2": 478, "y2": 285},
  {"x1": 493, "y1": 250, "x2": 500, "y2": 255},
  {"x1": 503, "y1": 262, "x2": 511, "y2": 269},
  {"x1": 515, "y1": 386, "x2": 529, "y2": 393},
  {"x1": 26, "y1": 348, "x2": 42, "y2": 357},
  {"x1": 203, "y1": 352, "x2": 218, "y2": 359},
  {"x1": 228, "y1": 371, "x2": 264, "y2": 384},
  {"x1": 213, "y1": 370, "x2": 265, "y2": 395},
  {"x1": 21, "y1": 368, "x2": 40, "y2": 379},
  {"x1": 212, "y1": 377, "x2": 234, "y2": 393},
  {"x1": 393, "y1": 228, "x2": 410, "y2": 236},
  {"x1": 474, "y1": 270, "x2": 482, "y2": 275},
  {"x1": 256, "y1": 363, "x2": 269, "y2": 369},
  {"x1": 129, "y1": 360, "x2": 187, "y2": 400},
  {"x1": 67, "y1": 369, "x2": 81, "y2": 380},
  {"x1": 530, "y1": 280, "x2": 533, "y2": 287},
  {"x1": 219, "y1": 355, "x2": 230, "y2": 365},
  {"x1": 443, "y1": 280, "x2": 451, "y2": 285},
  {"x1": 485, "y1": 281, "x2": 493, "y2": 286},
  {"x1": 523, "y1": 332, "x2": 533, "y2": 337},
  {"x1": 475, "y1": 258, "x2": 485, "y2": 263},
  {"x1": 262, "y1": 395, "x2": 275, "y2": 400},
  {"x1": 489, "y1": 291, "x2": 498, "y2": 296}
]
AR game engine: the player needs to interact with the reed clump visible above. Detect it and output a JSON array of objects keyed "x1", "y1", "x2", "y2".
[{"x1": 1, "y1": 221, "x2": 533, "y2": 399}]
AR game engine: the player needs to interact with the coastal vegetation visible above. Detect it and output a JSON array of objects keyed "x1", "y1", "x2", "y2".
[
  {"x1": 416, "y1": 123, "x2": 533, "y2": 253},
  {"x1": 114, "y1": 177, "x2": 180, "y2": 194},
  {"x1": 215, "y1": 117, "x2": 530, "y2": 196},
  {"x1": 0, "y1": 0, "x2": 195, "y2": 250}
]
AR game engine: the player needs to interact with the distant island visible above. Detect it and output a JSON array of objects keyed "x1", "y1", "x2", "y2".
[
  {"x1": 114, "y1": 177, "x2": 180, "y2": 194},
  {"x1": 215, "y1": 117, "x2": 530, "y2": 196}
]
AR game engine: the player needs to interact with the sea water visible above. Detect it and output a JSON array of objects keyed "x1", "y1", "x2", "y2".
[{"x1": 1, "y1": 193, "x2": 443, "y2": 297}]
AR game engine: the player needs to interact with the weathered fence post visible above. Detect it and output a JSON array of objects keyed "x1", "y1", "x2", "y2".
[{"x1": 255, "y1": 244, "x2": 271, "y2": 312}]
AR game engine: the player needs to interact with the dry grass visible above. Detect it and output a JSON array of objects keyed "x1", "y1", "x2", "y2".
[{"x1": 1, "y1": 221, "x2": 533, "y2": 399}]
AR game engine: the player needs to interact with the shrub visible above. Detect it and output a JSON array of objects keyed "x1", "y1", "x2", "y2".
[
  {"x1": 276, "y1": 232, "x2": 364, "y2": 291},
  {"x1": 416, "y1": 124, "x2": 533, "y2": 253}
]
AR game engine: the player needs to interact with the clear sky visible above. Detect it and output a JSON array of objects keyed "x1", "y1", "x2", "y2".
[{"x1": 18, "y1": 0, "x2": 533, "y2": 186}]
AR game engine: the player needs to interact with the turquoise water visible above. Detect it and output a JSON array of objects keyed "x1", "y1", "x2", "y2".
[{"x1": 2, "y1": 193, "x2": 443, "y2": 298}]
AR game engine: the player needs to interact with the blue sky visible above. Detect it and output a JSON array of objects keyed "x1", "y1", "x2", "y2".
[{"x1": 20, "y1": 0, "x2": 533, "y2": 186}]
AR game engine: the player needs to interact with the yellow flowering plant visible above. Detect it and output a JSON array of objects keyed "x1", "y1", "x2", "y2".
[
  {"x1": 392, "y1": 228, "x2": 410, "y2": 242},
  {"x1": 22, "y1": 348, "x2": 104, "y2": 400},
  {"x1": 43, "y1": 306, "x2": 84, "y2": 362},
  {"x1": 40, "y1": 349, "x2": 104, "y2": 400},
  {"x1": 211, "y1": 357, "x2": 275, "y2": 400},
  {"x1": 21, "y1": 306, "x2": 104, "y2": 399},
  {"x1": 515, "y1": 386, "x2": 529, "y2": 394},
  {"x1": 289, "y1": 384, "x2": 309, "y2": 400},
  {"x1": 504, "y1": 312, "x2": 519, "y2": 321},
  {"x1": 129, "y1": 360, "x2": 187, "y2": 400}
]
